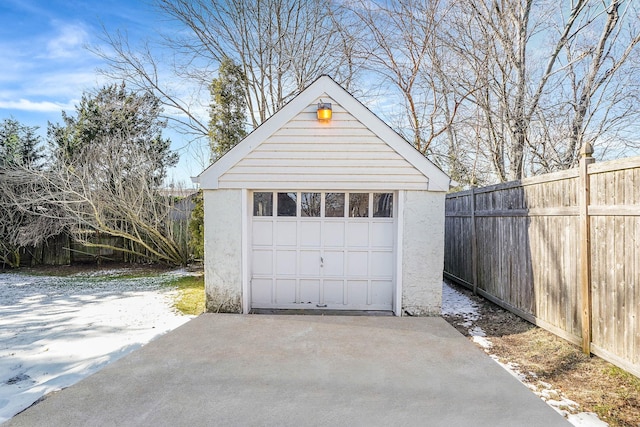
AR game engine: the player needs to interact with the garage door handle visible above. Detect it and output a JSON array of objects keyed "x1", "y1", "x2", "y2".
[{"x1": 316, "y1": 304, "x2": 327, "y2": 308}]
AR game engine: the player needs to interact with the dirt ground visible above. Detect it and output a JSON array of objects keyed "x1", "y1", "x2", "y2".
[{"x1": 442, "y1": 280, "x2": 640, "y2": 427}]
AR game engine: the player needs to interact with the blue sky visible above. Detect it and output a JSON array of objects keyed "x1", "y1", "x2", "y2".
[{"x1": 0, "y1": 0, "x2": 203, "y2": 185}]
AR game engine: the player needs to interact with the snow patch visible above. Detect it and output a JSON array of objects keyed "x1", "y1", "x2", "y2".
[
  {"x1": 471, "y1": 335, "x2": 493, "y2": 349},
  {"x1": 567, "y1": 413, "x2": 609, "y2": 427},
  {"x1": 0, "y1": 270, "x2": 194, "y2": 424},
  {"x1": 441, "y1": 283, "x2": 480, "y2": 327}
]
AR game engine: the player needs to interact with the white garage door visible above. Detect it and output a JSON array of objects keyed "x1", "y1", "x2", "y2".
[{"x1": 250, "y1": 191, "x2": 395, "y2": 310}]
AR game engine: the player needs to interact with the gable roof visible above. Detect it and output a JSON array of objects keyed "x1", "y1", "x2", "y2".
[{"x1": 195, "y1": 75, "x2": 451, "y2": 192}]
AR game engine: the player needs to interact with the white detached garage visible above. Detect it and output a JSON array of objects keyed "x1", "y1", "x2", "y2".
[{"x1": 195, "y1": 76, "x2": 450, "y2": 316}]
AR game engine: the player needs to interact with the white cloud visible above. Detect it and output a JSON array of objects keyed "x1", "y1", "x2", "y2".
[
  {"x1": 45, "y1": 21, "x2": 90, "y2": 59},
  {"x1": 36, "y1": 71, "x2": 105, "y2": 96},
  {"x1": 0, "y1": 98, "x2": 75, "y2": 112}
]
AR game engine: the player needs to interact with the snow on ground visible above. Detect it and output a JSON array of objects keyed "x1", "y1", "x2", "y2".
[
  {"x1": 441, "y1": 281, "x2": 608, "y2": 427},
  {"x1": 0, "y1": 269, "x2": 194, "y2": 424}
]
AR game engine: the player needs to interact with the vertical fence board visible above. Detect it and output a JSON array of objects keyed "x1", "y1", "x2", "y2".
[
  {"x1": 623, "y1": 216, "x2": 634, "y2": 361},
  {"x1": 591, "y1": 214, "x2": 603, "y2": 348},
  {"x1": 634, "y1": 217, "x2": 640, "y2": 365}
]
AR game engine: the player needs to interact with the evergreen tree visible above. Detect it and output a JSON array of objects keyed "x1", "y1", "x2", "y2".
[
  {"x1": 208, "y1": 57, "x2": 248, "y2": 162},
  {"x1": 0, "y1": 118, "x2": 42, "y2": 168},
  {"x1": 188, "y1": 190, "x2": 204, "y2": 260},
  {"x1": 26, "y1": 84, "x2": 189, "y2": 265},
  {"x1": 48, "y1": 83, "x2": 178, "y2": 185},
  {"x1": 190, "y1": 58, "x2": 248, "y2": 260}
]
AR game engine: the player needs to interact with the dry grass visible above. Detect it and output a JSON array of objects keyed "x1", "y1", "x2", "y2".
[
  {"x1": 444, "y1": 281, "x2": 640, "y2": 427},
  {"x1": 170, "y1": 274, "x2": 205, "y2": 316}
]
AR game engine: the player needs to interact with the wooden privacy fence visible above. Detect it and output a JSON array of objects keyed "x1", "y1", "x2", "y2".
[
  {"x1": 444, "y1": 146, "x2": 640, "y2": 378},
  {"x1": 19, "y1": 234, "x2": 132, "y2": 266}
]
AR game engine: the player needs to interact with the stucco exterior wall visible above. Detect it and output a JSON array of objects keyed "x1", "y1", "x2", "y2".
[
  {"x1": 401, "y1": 190, "x2": 446, "y2": 316},
  {"x1": 203, "y1": 189, "x2": 243, "y2": 312}
]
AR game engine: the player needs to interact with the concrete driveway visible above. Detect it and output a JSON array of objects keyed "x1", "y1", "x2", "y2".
[{"x1": 5, "y1": 314, "x2": 569, "y2": 427}]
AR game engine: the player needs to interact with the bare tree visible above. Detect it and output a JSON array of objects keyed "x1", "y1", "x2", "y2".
[
  {"x1": 343, "y1": 0, "x2": 470, "y2": 155},
  {"x1": 93, "y1": 32, "x2": 210, "y2": 139},
  {"x1": 93, "y1": 0, "x2": 359, "y2": 134},
  {"x1": 0, "y1": 176, "x2": 34, "y2": 267},
  {"x1": 0, "y1": 119, "x2": 47, "y2": 267},
  {"x1": 558, "y1": 0, "x2": 640, "y2": 168},
  {"x1": 0, "y1": 85, "x2": 191, "y2": 266},
  {"x1": 0, "y1": 165, "x2": 71, "y2": 267},
  {"x1": 445, "y1": 0, "x2": 640, "y2": 182},
  {"x1": 446, "y1": 0, "x2": 583, "y2": 180},
  {"x1": 1, "y1": 137, "x2": 189, "y2": 266},
  {"x1": 90, "y1": 0, "x2": 640, "y2": 186}
]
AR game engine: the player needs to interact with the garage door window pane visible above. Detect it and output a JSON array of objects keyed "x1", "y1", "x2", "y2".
[
  {"x1": 325, "y1": 193, "x2": 345, "y2": 217},
  {"x1": 253, "y1": 192, "x2": 273, "y2": 216},
  {"x1": 349, "y1": 193, "x2": 369, "y2": 217},
  {"x1": 301, "y1": 192, "x2": 321, "y2": 217},
  {"x1": 373, "y1": 193, "x2": 393, "y2": 217},
  {"x1": 277, "y1": 192, "x2": 297, "y2": 216}
]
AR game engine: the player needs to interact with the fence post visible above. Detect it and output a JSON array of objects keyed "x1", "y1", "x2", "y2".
[
  {"x1": 579, "y1": 142, "x2": 595, "y2": 355},
  {"x1": 470, "y1": 186, "x2": 478, "y2": 295}
]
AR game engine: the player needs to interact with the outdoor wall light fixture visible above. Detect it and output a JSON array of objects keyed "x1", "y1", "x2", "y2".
[{"x1": 317, "y1": 101, "x2": 332, "y2": 121}]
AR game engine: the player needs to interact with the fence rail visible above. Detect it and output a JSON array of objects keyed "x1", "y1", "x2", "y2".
[{"x1": 444, "y1": 149, "x2": 640, "y2": 378}]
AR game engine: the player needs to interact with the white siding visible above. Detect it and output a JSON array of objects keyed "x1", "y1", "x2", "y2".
[{"x1": 218, "y1": 96, "x2": 429, "y2": 191}]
